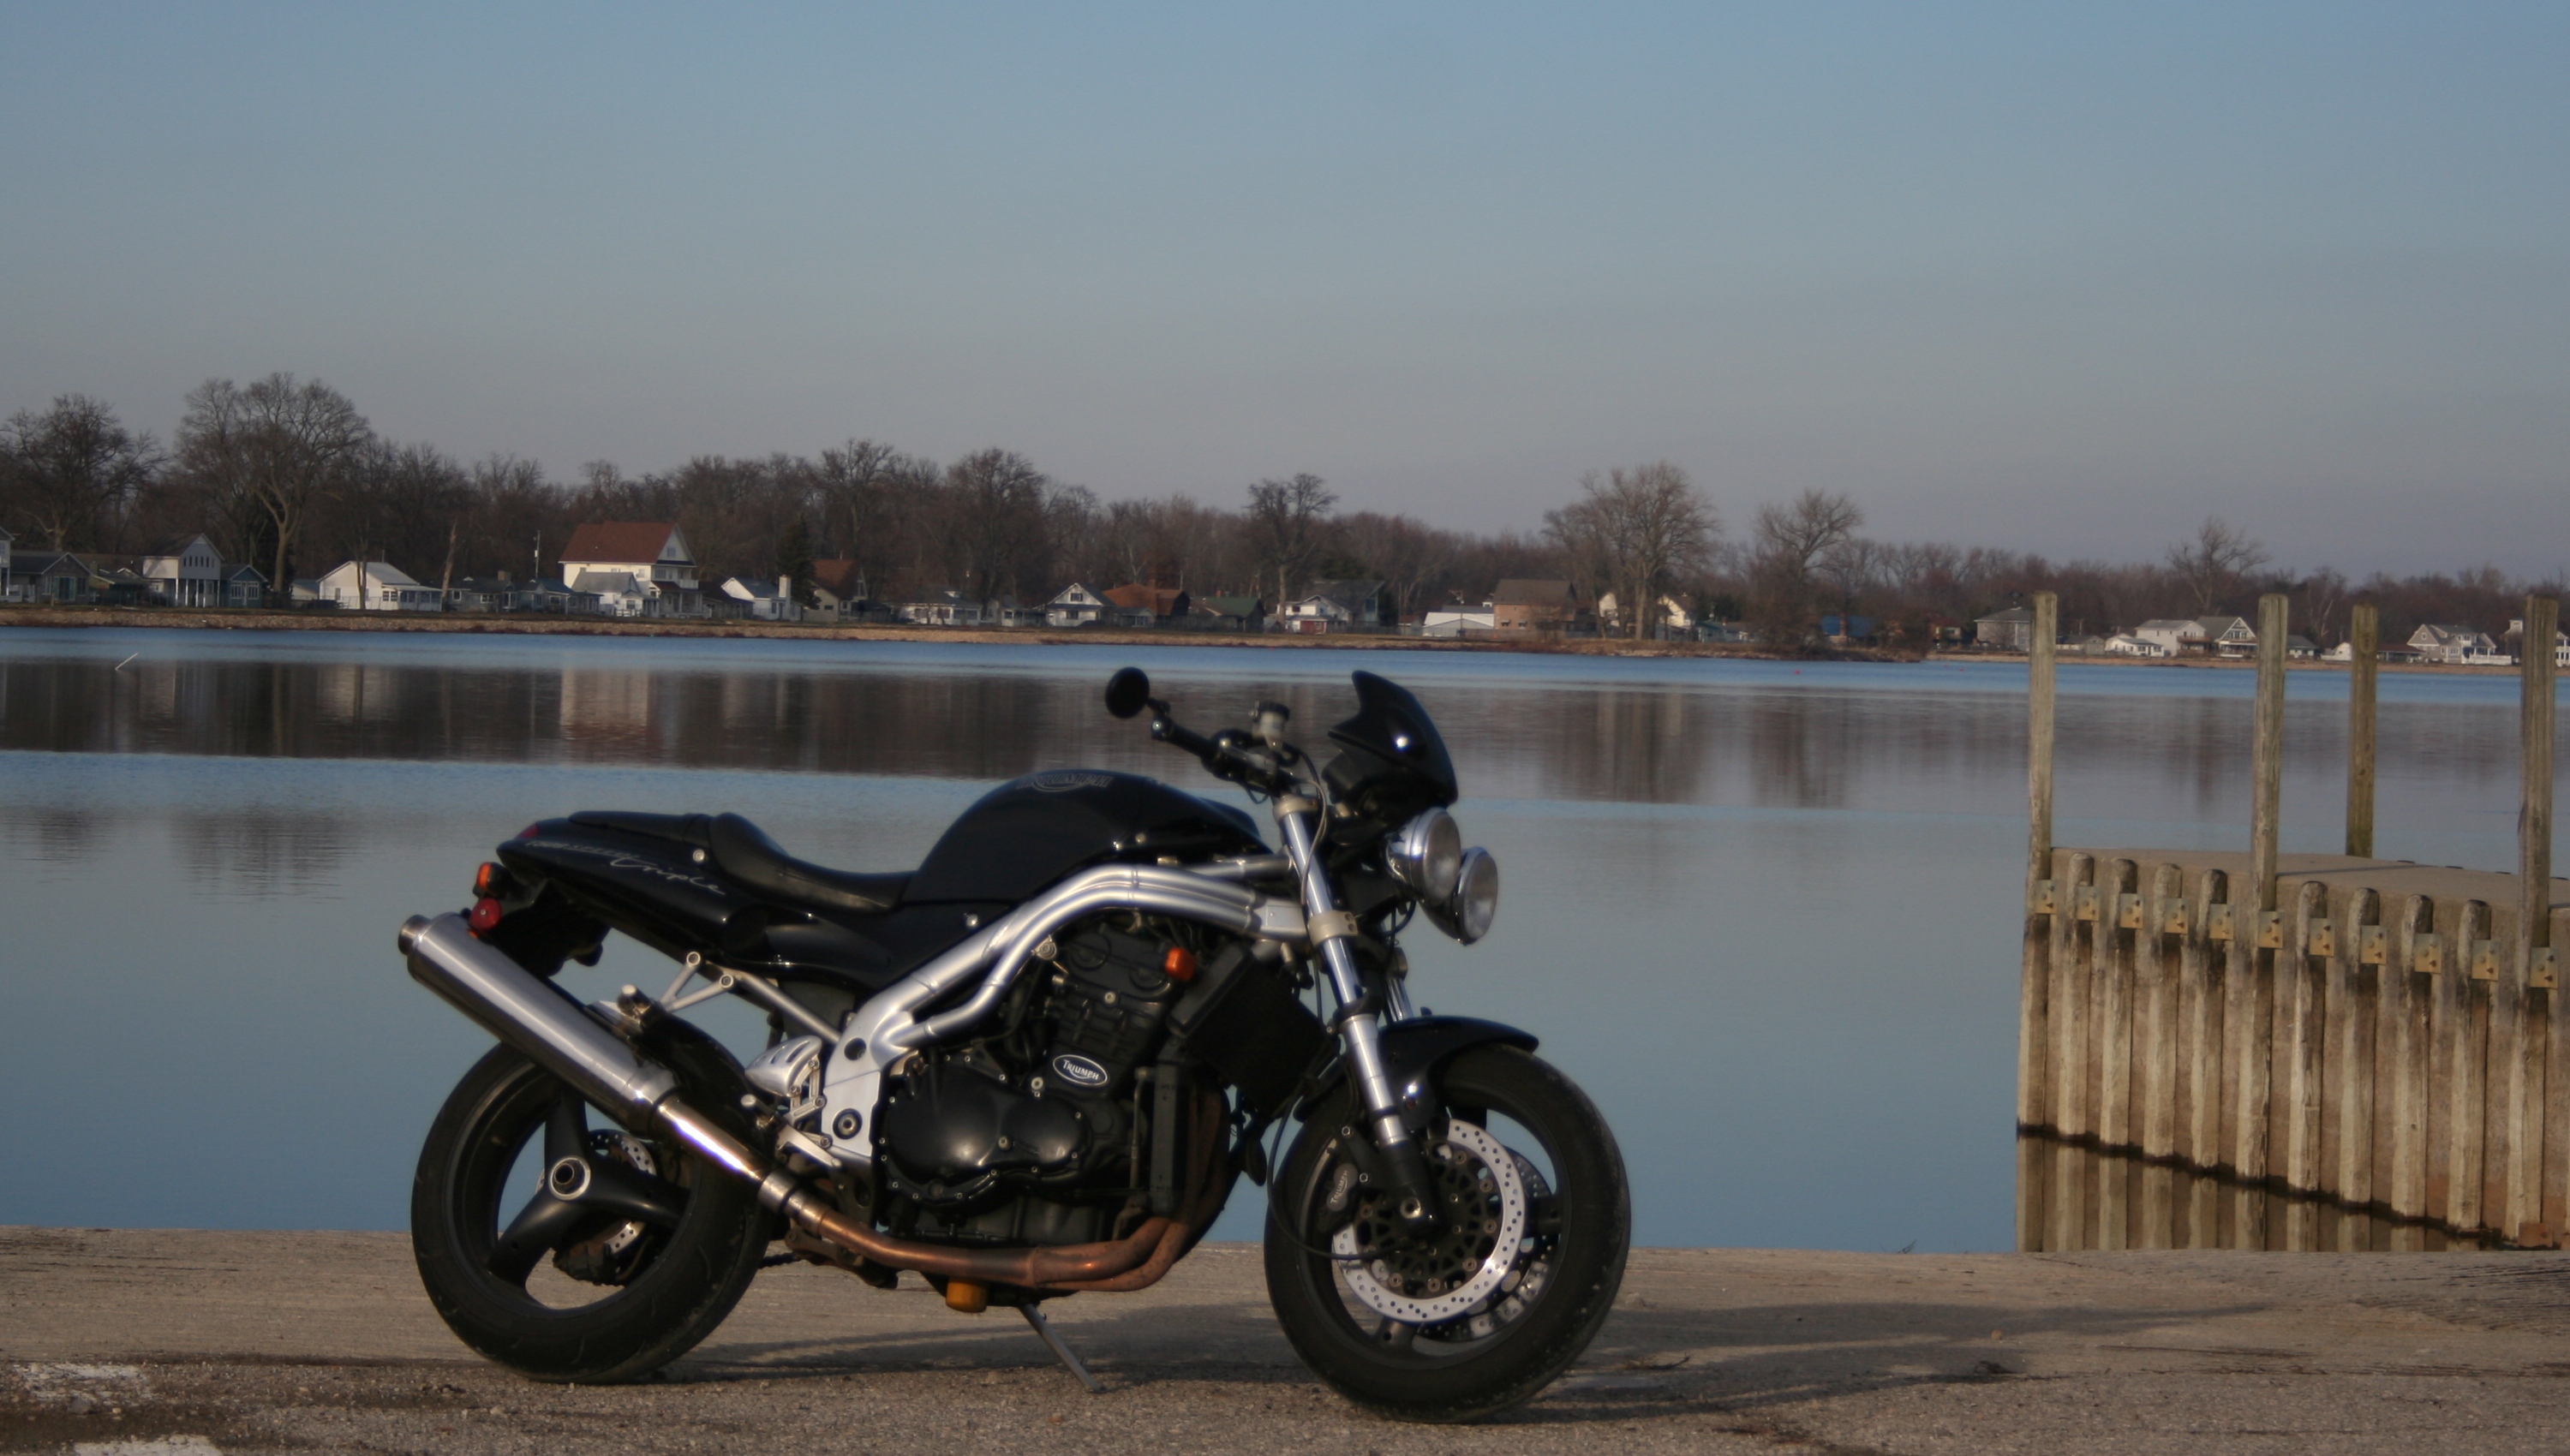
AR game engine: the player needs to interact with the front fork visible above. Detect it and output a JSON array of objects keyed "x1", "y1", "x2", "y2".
[{"x1": 1276, "y1": 802, "x2": 1444, "y2": 1234}]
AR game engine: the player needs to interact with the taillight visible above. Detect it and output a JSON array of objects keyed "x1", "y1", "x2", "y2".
[
  {"x1": 473, "y1": 862, "x2": 502, "y2": 897},
  {"x1": 517, "y1": 823, "x2": 542, "y2": 839},
  {"x1": 1162, "y1": 946, "x2": 1198, "y2": 983},
  {"x1": 469, "y1": 898, "x2": 505, "y2": 934}
]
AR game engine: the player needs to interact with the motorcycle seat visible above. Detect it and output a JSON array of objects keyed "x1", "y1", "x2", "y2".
[{"x1": 707, "y1": 813, "x2": 911, "y2": 916}]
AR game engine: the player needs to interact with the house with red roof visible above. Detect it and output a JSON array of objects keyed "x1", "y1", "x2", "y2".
[{"x1": 558, "y1": 522, "x2": 703, "y2": 618}]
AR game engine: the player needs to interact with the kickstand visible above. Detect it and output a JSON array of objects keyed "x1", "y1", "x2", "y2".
[{"x1": 1019, "y1": 1304, "x2": 1102, "y2": 1393}]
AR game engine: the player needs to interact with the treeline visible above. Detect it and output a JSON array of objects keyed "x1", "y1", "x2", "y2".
[{"x1": 2, "y1": 377, "x2": 2559, "y2": 647}]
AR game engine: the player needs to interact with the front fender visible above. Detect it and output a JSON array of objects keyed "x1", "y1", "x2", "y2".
[{"x1": 1299, "y1": 1014, "x2": 1539, "y2": 1119}]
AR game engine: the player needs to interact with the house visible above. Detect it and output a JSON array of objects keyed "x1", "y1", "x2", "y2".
[
  {"x1": 1282, "y1": 579, "x2": 1388, "y2": 634},
  {"x1": 2132, "y1": 618, "x2": 2208, "y2": 655},
  {"x1": 1045, "y1": 582, "x2": 1111, "y2": 628},
  {"x1": 1819, "y1": 613, "x2": 1876, "y2": 644},
  {"x1": 221, "y1": 564, "x2": 267, "y2": 608},
  {"x1": 557, "y1": 522, "x2": 703, "y2": 618},
  {"x1": 808, "y1": 560, "x2": 869, "y2": 623},
  {"x1": 289, "y1": 577, "x2": 326, "y2": 606},
  {"x1": 18, "y1": 552, "x2": 97, "y2": 604},
  {"x1": 445, "y1": 574, "x2": 589, "y2": 613},
  {"x1": 2504, "y1": 617, "x2": 2570, "y2": 666},
  {"x1": 2105, "y1": 633, "x2": 2169, "y2": 658},
  {"x1": 2285, "y1": 634, "x2": 2319, "y2": 660},
  {"x1": 1491, "y1": 579, "x2": 1580, "y2": 633},
  {"x1": 2196, "y1": 616, "x2": 2258, "y2": 657},
  {"x1": 140, "y1": 534, "x2": 225, "y2": 607},
  {"x1": 1598, "y1": 592, "x2": 1700, "y2": 636},
  {"x1": 1974, "y1": 606, "x2": 2035, "y2": 651},
  {"x1": 720, "y1": 576, "x2": 802, "y2": 623},
  {"x1": 993, "y1": 600, "x2": 1048, "y2": 628},
  {"x1": 1188, "y1": 595, "x2": 1264, "y2": 632},
  {"x1": 1421, "y1": 607, "x2": 1497, "y2": 639},
  {"x1": 1104, "y1": 584, "x2": 1189, "y2": 628},
  {"x1": 899, "y1": 589, "x2": 983, "y2": 626},
  {"x1": 318, "y1": 559, "x2": 443, "y2": 611},
  {"x1": 1697, "y1": 622, "x2": 1757, "y2": 645},
  {"x1": 2409, "y1": 624, "x2": 2501, "y2": 664}
]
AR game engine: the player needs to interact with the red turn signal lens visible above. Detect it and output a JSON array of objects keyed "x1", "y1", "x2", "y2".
[
  {"x1": 473, "y1": 862, "x2": 501, "y2": 897},
  {"x1": 1162, "y1": 946, "x2": 1198, "y2": 983},
  {"x1": 469, "y1": 898, "x2": 505, "y2": 934},
  {"x1": 516, "y1": 823, "x2": 542, "y2": 840}
]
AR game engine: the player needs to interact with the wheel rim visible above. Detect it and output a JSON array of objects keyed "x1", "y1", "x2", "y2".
[
  {"x1": 1292, "y1": 1097, "x2": 1567, "y2": 1362},
  {"x1": 449, "y1": 1064, "x2": 698, "y2": 1311}
]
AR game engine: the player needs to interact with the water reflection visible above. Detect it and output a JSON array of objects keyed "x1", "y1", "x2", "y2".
[
  {"x1": 2016, "y1": 1132, "x2": 2504, "y2": 1251},
  {"x1": 3, "y1": 637, "x2": 2549, "y2": 829}
]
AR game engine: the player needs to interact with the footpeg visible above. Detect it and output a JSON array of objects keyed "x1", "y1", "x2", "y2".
[{"x1": 1020, "y1": 1304, "x2": 1101, "y2": 1393}]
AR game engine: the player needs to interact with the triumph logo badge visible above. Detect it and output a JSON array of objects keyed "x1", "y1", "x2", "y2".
[{"x1": 1049, "y1": 1053, "x2": 1110, "y2": 1089}]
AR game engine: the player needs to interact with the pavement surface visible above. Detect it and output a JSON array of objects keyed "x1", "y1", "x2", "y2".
[{"x1": 7, "y1": 1228, "x2": 2570, "y2": 1454}]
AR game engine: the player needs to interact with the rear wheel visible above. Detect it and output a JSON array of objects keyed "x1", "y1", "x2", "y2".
[
  {"x1": 409, "y1": 1029, "x2": 771, "y2": 1383},
  {"x1": 1264, "y1": 1046, "x2": 1629, "y2": 1422}
]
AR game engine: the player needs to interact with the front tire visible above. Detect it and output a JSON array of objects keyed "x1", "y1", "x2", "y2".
[
  {"x1": 410, "y1": 1030, "x2": 771, "y2": 1383},
  {"x1": 1264, "y1": 1046, "x2": 1630, "y2": 1422}
]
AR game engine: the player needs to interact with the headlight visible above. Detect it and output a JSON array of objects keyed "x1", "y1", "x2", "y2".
[
  {"x1": 1384, "y1": 809, "x2": 1462, "y2": 903},
  {"x1": 1426, "y1": 847, "x2": 1498, "y2": 945}
]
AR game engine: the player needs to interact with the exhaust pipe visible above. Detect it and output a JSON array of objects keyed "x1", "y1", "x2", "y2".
[{"x1": 399, "y1": 912, "x2": 1222, "y2": 1291}]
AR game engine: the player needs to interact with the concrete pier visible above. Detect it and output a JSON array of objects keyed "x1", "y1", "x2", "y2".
[{"x1": 9, "y1": 1228, "x2": 2570, "y2": 1453}]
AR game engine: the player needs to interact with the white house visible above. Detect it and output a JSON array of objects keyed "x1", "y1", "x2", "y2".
[
  {"x1": 1596, "y1": 593, "x2": 1697, "y2": 634},
  {"x1": 2196, "y1": 616, "x2": 2258, "y2": 656},
  {"x1": 899, "y1": 589, "x2": 983, "y2": 626},
  {"x1": 1046, "y1": 582, "x2": 1109, "y2": 627},
  {"x1": 808, "y1": 559, "x2": 868, "y2": 623},
  {"x1": 2105, "y1": 633, "x2": 2168, "y2": 657},
  {"x1": 2132, "y1": 618, "x2": 2207, "y2": 655},
  {"x1": 2410, "y1": 624, "x2": 2501, "y2": 664},
  {"x1": 1281, "y1": 580, "x2": 1387, "y2": 634},
  {"x1": 558, "y1": 522, "x2": 703, "y2": 618},
  {"x1": 141, "y1": 534, "x2": 225, "y2": 607},
  {"x1": 1974, "y1": 606, "x2": 2035, "y2": 651},
  {"x1": 720, "y1": 576, "x2": 801, "y2": 622},
  {"x1": 319, "y1": 559, "x2": 443, "y2": 612}
]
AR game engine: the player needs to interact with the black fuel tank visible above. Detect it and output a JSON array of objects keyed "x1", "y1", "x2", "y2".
[{"x1": 904, "y1": 769, "x2": 1265, "y2": 904}]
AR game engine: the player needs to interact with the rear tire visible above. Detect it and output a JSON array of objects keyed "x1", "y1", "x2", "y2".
[
  {"x1": 1264, "y1": 1046, "x2": 1629, "y2": 1422},
  {"x1": 410, "y1": 1029, "x2": 770, "y2": 1383}
]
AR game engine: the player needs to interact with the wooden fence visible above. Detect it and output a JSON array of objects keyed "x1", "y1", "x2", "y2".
[{"x1": 2016, "y1": 593, "x2": 2563, "y2": 1251}]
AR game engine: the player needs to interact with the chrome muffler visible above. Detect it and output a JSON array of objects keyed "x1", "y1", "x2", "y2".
[{"x1": 399, "y1": 913, "x2": 792, "y2": 1202}]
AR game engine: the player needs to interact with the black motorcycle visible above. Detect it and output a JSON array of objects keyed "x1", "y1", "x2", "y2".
[{"x1": 402, "y1": 666, "x2": 1629, "y2": 1422}]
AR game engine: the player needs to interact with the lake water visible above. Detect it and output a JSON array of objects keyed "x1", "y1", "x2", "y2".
[{"x1": 3, "y1": 627, "x2": 2559, "y2": 1251}]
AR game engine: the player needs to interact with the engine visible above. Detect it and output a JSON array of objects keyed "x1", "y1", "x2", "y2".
[{"x1": 873, "y1": 916, "x2": 1201, "y2": 1245}]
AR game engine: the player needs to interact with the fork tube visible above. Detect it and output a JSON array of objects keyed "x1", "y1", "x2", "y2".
[{"x1": 1276, "y1": 805, "x2": 1419, "y2": 1172}]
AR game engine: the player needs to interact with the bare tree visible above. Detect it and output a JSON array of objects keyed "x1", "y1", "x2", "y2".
[
  {"x1": 1539, "y1": 463, "x2": 1718, "y2": 639},
  {"x1": 176, "y1": 374, "x2": 373, "y2": 597},
  {"x1": 1341, "y1": 511, "x2": 1455, "y2": 622},
  {"x1": 0, "y1": 395, "x2": 160, "y2": 549},
  {"x1": 1748, "y1": 489, "x2": 1864, "y2": 645},
  {"x1": 2165, "y1": 516, "x2": 2271, "y2": 615},
  {"x1": 941, "y1": 449, "x2": 1052, "y2": 604},
  {"x1": 1246, "y1": 473, "x2": 1337, "y2": 606}
]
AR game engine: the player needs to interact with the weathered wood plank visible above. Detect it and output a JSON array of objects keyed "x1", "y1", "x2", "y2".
[
  {"x1": 2184, "y1": 867, "x2": 2228, "y2": 1246},
  {"x1": 2137, "y1": 862, "x2": 2183, "y2": 1248},
  {"x1": 2449, "y1": 899, "x2": 2492, "y2": 1235},
  {"x1": 2016, "y1": 592, "x2": 2059, "y2": 1252},
  {"x1": 2284, "y1": 880, "x2": 2328, "y2": 1250},
  {"x1": 2346, "y1": 602, "x2": 2377, "y2": 858},
  {"x1": 2047, "y1": 852, "x2": 2097, "y2": 1252},
  {"x1": 2096, "y1": 858, "x2": 2141, "y2": 1250},
  {"x1": 2388, "y1": 892, "x2": 2435, "y2": 1250}
]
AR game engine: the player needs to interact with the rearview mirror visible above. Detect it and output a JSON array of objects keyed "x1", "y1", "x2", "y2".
[{"x1": 1104, "y1": 666, "x2": 1152, "y2": 719}]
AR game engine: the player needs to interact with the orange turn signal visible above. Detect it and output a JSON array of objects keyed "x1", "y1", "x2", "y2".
[{"x1": 1162, "y1": 946, "x2": 1198, "y2": 983}]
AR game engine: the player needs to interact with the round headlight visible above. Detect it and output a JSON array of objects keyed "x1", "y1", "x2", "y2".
[
  {"x1": 1385, "y1": 809, "x2": 1462, "y2": 902},
  {"x1": 1427, "y1": 846, "x2": 1498, "y2": 945}
]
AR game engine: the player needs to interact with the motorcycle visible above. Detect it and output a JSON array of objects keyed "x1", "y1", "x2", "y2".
[{"x1": 401, "y1": 666, "x2": 1629, "y2": 1422}]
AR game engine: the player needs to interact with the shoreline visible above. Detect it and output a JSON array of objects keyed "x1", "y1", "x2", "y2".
[{"x1": 0, "y1": 604, "x2": 2533, "y2": 675}]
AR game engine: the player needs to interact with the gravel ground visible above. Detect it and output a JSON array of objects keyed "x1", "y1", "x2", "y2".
[{"x1": 8, "y1": 1229, "x2": 2570, "y2": 1454}]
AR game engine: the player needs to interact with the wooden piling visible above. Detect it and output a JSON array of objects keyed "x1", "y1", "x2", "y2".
[
  {"x1": 2252, "y1": 594, "x2": 2288, "y2": 918},
  {"x1": 2184, "y1": 868, "x2": 2228, "y2": 1244},
  {"x1": 2346, "y1": 603, "x2": 2378, "y2": 858},
  {"x1": 2016, "y1": 592, "x2": 2059, "y2": 1250},
  {"x1": 2448, "y1": 900, "x2": 2492, "y2": 1234},
  {"x1": 2388, "y1": 892, "x2": 2435, "y2": 1249},
  {"x1": 2515, "y1": 596, "x2": 2556, "y2": 1242},
  {"x1": 2139, "y1": 862, "x2": 2184, "y2": 1248},
  {"x1": 2097, "y1": 858, "x2": 2141, "y2": 1250},
  {"x1": 2335, "y1": 888, "x2": 2380, "y2": 1250},
  {"x1": 2049, "y1": 850, "x2": 2097, "y2": 1252}
]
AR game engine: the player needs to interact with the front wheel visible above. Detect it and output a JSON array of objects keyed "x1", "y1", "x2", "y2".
[
  {"x1": 409, "y1": 1027, "x2": 772, "y2": 1383},
  {"x1": 1264, "y1": 1046, "x2": 1630, "y2": 1422}
]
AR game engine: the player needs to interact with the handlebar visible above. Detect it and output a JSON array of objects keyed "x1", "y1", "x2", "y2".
[{"x1": 1105, "y1": 665, "x2": 1300, "y2": 797}]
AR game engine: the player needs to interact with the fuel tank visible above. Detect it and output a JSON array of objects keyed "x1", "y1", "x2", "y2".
[{"x1": 904, "y1": 768, "x2": 1266, "y2": 904}]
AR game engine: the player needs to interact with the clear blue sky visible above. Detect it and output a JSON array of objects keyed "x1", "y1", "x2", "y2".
[{"x1": 4, "y1": 3, "x2": 2563, "y2": 575}]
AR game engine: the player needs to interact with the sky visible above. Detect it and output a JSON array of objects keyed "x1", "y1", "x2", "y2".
[{"x1": 3, "y1": 2, "x2": 2565, "y2": 576}]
